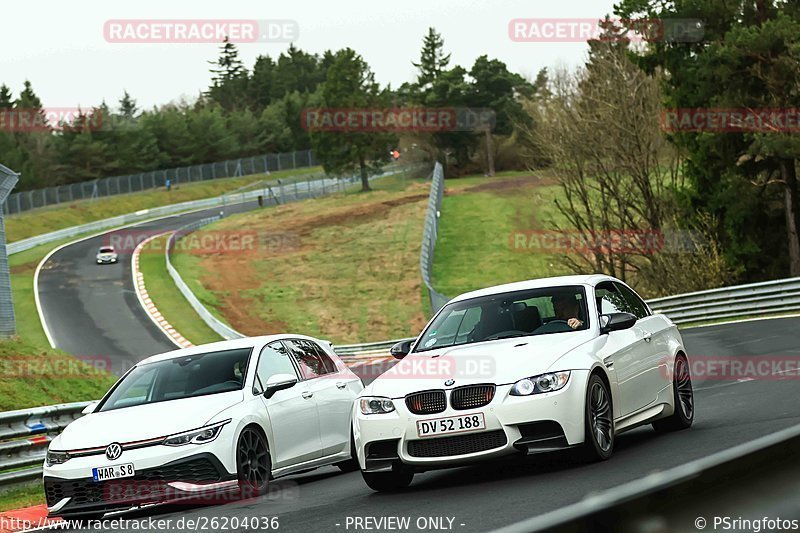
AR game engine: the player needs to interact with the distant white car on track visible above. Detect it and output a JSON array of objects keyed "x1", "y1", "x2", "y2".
[
  {"x1": 43, "y1": 335, "x2": 364, "y2": 519},
  {"x1": 95, "y1": 246, "x2": 118, "y2": 264},
  {"x1": 354, "y1": 275, "x2": 694, "y2": 491}
]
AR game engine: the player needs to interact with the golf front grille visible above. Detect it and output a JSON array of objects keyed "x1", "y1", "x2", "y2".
[
  {"x1": 407, "y1": 430, "x2": 508, "y2": 458},
  {"x1": 44, "y1": 457, "x2": 222, "y2": 508},
  {"x1": 450, "y1": 384, "x2": 495, "y2": 410},
  {"x1": 405, "y1": 390, "x2": 446, "y2": 415}
]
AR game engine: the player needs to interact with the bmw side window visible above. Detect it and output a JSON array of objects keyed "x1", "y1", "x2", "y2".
[
  {"x1": 254, "y1": 342, "x2": 297, "y2": 394},
  {"x1": 615, "y1": 283, "x2": 651, "y2": 319},
  {"x1": 285, "y1": 339, "x2": 331, "y2": 379},
  {"x1": 595, "y1": 282, "x2": 635, "y2": 315}
]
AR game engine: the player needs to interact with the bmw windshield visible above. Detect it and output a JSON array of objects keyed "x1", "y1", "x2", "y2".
[
  {"x1": 97, "y1": 348, "x2": 252, "y2": 412},
  {"x1": 414, "y1": 286, "x2": 590, "y2": 353}
]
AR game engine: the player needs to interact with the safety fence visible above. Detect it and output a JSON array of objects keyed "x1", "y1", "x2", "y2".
[
  {"x1": 420, "y1": 162, "x2": 450, "y2": 314},
  {"x1": 6, "y1": 170, "x2": 328, "y2": 256},
  {"x1": 3, "y1": 149, "x2": 316, "y2": 215}
]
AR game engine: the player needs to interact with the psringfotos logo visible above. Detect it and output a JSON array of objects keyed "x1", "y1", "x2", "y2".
[{"x1": 104, "y1": 19, "x2": 299, "y2": 44}]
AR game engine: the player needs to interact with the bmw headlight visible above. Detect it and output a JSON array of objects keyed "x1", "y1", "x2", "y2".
[
  {"x1": 359, "y1": 397, "x2": 395, "y2": 415},
  {"x1": 46, "y1": 449, "x2": 71, "y2": 466},
  {"x1": 163, "y1": 420, "x2": 230, "y2": 447},
  {"x1": 510, "y1": 371, "x2": 571, "y2": 396}
]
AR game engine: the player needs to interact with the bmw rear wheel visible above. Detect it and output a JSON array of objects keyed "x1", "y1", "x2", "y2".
[{"x1": 653, "y1": 354, "x2": 694, "y2": 432}]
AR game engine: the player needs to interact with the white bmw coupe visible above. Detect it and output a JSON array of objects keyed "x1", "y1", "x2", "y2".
[
  {"x1": 354, "y1": 275, "x2": 694, "y2": 491},
  {"x1": 43, "y1": 335, "x2": 363, "y2": 518}
]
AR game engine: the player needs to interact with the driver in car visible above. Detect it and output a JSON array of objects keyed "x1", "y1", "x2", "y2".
[{"x1": 552, "y1": 294, "x2": 584, "y2": 330}]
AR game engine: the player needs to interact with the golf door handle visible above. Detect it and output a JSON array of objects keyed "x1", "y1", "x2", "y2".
[
  {"x1": 336, "y1": 382, "x2": 347, "y2": 390},
  {"x1": 643, "y1": 333, "x2": 652, "y2": 343},
  {"x1": 302, "y1": 391, "x2": 314, "y2": 399},
  {"x1": 604, "y1": 357, "x2": 614, "y2": 369}
]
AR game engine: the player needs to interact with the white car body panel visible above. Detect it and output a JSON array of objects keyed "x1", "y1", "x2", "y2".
[
  {"x1": 355, "y1": 274, "x2": 686, "y2": 471},
  {"x1": 43, "y1": 334, "x2": 364, "y2": 517}
]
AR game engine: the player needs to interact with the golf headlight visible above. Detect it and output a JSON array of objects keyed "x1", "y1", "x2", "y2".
[
  {"x1": 46, "y1": 449, "x2": 71, "y2": 466},
  {"x1": 163, "y1": 420, "x2": 230, "y2": 446},
  {"x1": 359, "y1": 397, "x2": 395, "y2": 415},
  {"x1": 510, "y1": 371, "x2": 571, "y2": 396}
]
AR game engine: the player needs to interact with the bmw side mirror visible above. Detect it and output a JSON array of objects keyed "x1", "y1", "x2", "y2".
[
  {"x1": 390, "y1": 339, "x2": 415, "y2": 360},
  {"x1": 82, "y1": 401, "x2": 99, "y2": 415},
  {"x1": 600, "y1": 312, "x2": 637, "y2": 334},
  {"x1": 264, "y1": 374, "x2": 298, "y2": 399}
]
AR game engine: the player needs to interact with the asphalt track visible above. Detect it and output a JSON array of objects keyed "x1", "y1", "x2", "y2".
[
  {"x1": 37, "y1": 200, "x2": 262, "y2": 375},
  {"x1": 34, "y1": 210, "x2": 800, "y2": 532}
]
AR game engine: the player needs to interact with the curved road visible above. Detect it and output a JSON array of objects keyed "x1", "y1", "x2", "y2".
[
  {"x1": 34, "y1": 201, "x2": 800, "y2": 530},
  {"x1": 37, "y1": 201, "x2": 262, "y2": 374}
]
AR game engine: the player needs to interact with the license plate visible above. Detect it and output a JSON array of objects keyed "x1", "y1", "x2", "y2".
[
  {"x1": 92, "y1": 463, "x2": 135, "y2": 482},
  {"x1": 416, "y1": 413, "x2": 486, "y2": 437}
]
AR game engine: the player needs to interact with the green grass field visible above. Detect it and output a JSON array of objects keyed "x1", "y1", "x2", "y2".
[
  {"x1": 6, "y1": 167, "x2": 322, "y2": 243},
  {"x1": 137, "y1": 235, "x2": 222, "y2": 345},
  {"x1": 169, "y1": 171, "x2": 438, "y2": 343},
  {"x1": 431, "y1": 171, "x2": 572, "y2": 298}
]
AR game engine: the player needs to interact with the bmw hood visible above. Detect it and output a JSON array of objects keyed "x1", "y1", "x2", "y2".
[
  {"x1": 364, "y1": 331, "x2": 595, "y2": 398},
  {"x1": 54, "y1": 391, "x2": 243, "y2": 450}
]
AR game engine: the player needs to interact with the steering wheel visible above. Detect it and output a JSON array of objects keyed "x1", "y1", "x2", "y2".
[
  {"x1": 533, "y1": 320, "x2": 573, "y2": 334},
  {"x1": 484, "y1": 329, "x2": 530, "y2": 341}
]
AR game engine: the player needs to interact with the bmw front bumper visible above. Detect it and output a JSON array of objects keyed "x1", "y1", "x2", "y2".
[{"x1": 354, "y1": 370, "x2": 590, "y2": 472}]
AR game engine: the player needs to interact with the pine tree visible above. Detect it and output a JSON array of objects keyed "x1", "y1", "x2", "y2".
[
  {"x1": 0, "y1": 85, "x2": 12, "y2": 109},
  {"x1": 119, "y1": 91, "x2": 138, "y2": 119},
  {"x1": 207, "y1": 37, "x2": 248, "y2": 111},
  {"x1": 412, "y1": 28, "x2": 451, "y2": 92}
]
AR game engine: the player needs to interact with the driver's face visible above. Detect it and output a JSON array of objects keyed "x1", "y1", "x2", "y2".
[{"x1": 553, "y1": 298, "x2": 578, "y2": 319}]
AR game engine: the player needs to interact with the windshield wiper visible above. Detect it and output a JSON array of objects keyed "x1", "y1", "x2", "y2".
[{"x1": 488, "y1": 333, "x2": 528, "y2": 341}]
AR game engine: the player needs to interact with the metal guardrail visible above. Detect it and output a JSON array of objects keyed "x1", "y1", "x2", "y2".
[
  {"x1": 647, "y1": 277, "x2": 800, "y2": 324},
  {"x1": 0, "y1": 164, "x2": 18, "y2": 337},
  {"x1": 3, "y1": 149, "x2": 316, "y2": 215},
  {"x1": 6, "y1": 171, "x2": 326, "y2": 256},
  {"x1": 420, "y1": 162, "x2": 450, "y2": 314},
  {"x1": 0, "y1": 402, "x2": 89, "y2": 485}
]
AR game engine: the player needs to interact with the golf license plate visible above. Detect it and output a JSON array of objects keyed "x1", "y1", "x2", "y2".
[
  {"x1": 92, "y1": 463, "x2": 135, "y2": 482},
  {"x1": 416, "y1": 413, "x2": 486, "y2": 437}
]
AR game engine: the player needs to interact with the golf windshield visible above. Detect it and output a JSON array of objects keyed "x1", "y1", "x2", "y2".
[
  {"x1": 98, "y1": 348, "x2": 252, "y2": 411},
  {"x1": 414, "y1": 286, "x2": 589, "y2": 352}
]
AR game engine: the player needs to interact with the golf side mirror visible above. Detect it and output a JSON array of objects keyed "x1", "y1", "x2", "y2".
[
  {"x1": 82, "y1": 401, "x2": 99, "y2": 415},
  {"x1": 264, "y1": 374, "x2": 298, "y2": 399}
]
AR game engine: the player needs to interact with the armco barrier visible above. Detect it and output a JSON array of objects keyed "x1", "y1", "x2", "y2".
[
  {"x1": 420, "y1": 162, "x2": 449, "y2": 314},
  {"x1": 0, "y1": 402, "x2": 89, "y2": 485},
  {"x1": 6, "y1": 172, "x2": 326, "y2": 256}
]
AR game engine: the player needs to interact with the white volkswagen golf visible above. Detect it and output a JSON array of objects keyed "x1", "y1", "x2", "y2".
[
  {"x1": 354, "y1": 275, "x2": 694, "y2": 491},
  {"x1": 43, "y1": 335, "x2": 363, "y2": 518}
]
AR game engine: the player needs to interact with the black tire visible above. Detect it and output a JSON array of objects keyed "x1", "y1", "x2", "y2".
[
  {"x1": 361, "y1": 466, "x2": 414, "y2": 492},
  {"x1": 236, "y1": 426, "x2": 271, "y2": 499},
  {"x1": 578, "y1": 374, "x2": 614, "y2": 462},
  {"x1": 336, "y1": 428, "x2": 360, "y2": 473},
  {"x1": 653, "y1": 354, "x2": 694, "y2": 432}
]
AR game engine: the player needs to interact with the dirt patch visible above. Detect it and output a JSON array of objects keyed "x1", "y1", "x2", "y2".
[
  {"x1": 10, "y1": 262, "x2": 37, "y2": 275},
  {"x1": 448, "y1": 174, "x2": 557, "y2": 196},
  {"x1": 193, "y1": 189, "x2": 430, "y2": 339}
]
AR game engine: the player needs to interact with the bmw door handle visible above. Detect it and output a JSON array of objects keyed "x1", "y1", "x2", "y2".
[
  {"x1": 335, "y1": 382, "x2": 347, "y2": 390},
  {"x1": 301, "y1": 391, "x2": 314, "y2": 399},
  {"x1": 643, "y1": 333, "x2": 653, "y2": 343}
]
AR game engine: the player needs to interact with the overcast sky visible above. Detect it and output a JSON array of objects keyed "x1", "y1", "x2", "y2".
[{"x1": 2, "y1": 0, "x2": 619, "y2": 110}]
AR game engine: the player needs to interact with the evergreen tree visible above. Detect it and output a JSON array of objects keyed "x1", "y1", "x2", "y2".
[
  {"x1": 119, "y1": 91, "x2": 138, "y2": 119},
  {"x1": 207, "y1": 38, "x2": 249, "y2": 111},
  {"x1": 413, "y1": 28, "x2": 451, "y2": 92}
]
